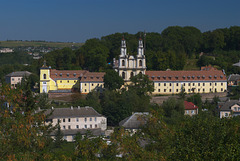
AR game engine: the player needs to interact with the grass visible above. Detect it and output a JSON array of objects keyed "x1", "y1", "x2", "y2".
[
  {"x1": 0, "y1": 41, "x2": 83, "y2": 48},
  {"x1": 183, "y1": 59, "x2": 199, "y2": 70}
]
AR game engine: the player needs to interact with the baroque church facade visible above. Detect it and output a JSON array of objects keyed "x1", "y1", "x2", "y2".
[{"x1": 40, "y1": 38, "x2": 227, "y2": 95}]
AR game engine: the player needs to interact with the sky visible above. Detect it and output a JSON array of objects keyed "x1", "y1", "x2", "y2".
[{"x1": 0, "y1": 0, "x2": 239, "y2": 43}]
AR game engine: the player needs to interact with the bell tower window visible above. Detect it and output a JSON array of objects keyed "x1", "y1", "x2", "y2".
[
  {"x1": 130, "y1": 72, "x2": 134, "y2": 78},
  {"x1": 122, "y1": 72, "x2": 125, "y2": 79},
  {"x1": 122, "y1": 60, "x2": 125, "y2": 66},
  {"x1": 43, "y1": 74, "x2": 46, "y2": 79},
  {"x1": 139, "y1": 60, "x2": 142, "y2": 67}
]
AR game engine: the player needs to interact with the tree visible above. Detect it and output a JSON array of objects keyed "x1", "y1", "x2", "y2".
[
  {"x1": 54, "y1": 120, "x2": 64, "y2": 148},
  {"x1": 104, "y1": 69, "x2": 124, "y2": 91}
]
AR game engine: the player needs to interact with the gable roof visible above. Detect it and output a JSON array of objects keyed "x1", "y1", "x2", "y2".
[
  {"x1": 119, "y1": 112, "x2": 149, "y2": 129},
  {"x1": 5, "y1": 71, "x2": 32, "y2": 77},
  {"x1": 219, "y1": 100, "x2": 240, "y2": 111},
  {"x1": 184, "y1": 101, "x2": 198, "y2": 110},
  {"x1": 44, "y1": 106, "x2": 103, "y2": 119},
  {"x1": 146, "y1": 70, "x2": 226, "y2": 82},
  {"x1": 228, "y1": 74, "x2": 240, "y2": 82}
]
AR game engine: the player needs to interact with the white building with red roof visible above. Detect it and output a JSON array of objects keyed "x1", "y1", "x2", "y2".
[{"x1": 184, "y1": 101, "x2": 199, "y2": 116}]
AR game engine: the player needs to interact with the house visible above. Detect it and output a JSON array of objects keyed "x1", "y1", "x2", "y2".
[
  {"x1": 119, "y1": 112, "x2": 148, "y2": 133},
  {"x1": 228, "y1": 74, "x2": 240, "y2": 86},
  {"x1": 184, "y1": 101, "x2": 198, "y2": 116},
  {"x1": 44, "y1": 106, "x2": 107, "y2": 142},
  {"x1": 0, "y1": 48, "x2": 13, "y2": 53},
  {"x1": 40, "y1": 38, "x2": 227, "y2": 95},
  {"x1": 218, "y1": 99, "x2": 240, "y2": 118},
  {"x1": 5, "y1": 71, "x2": 32, "y2": 88}
]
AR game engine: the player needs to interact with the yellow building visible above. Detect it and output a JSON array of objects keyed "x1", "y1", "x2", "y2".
[
  {"x1": 40, "y1": 66, "x2": 104, "y2": 94},
  {"x1": 40, "y1": 38, "x2": 227, "y2": 95}
]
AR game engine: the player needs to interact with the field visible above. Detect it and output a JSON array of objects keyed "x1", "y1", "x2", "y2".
[{"x1": 0, "y1": 41, "x2": 83, "y2": 48}]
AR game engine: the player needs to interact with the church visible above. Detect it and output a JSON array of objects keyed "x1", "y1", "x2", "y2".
[{"x1": 40, "y1": 37, "x2": 227, "y2": 95}]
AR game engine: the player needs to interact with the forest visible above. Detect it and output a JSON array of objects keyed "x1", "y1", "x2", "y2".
[{"x1": 1, "y1": 26, "x2": 240, "y2": 83}]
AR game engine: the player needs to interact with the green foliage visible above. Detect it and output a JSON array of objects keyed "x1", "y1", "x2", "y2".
[
  {"x1": 161, "y1": 97, "x2": 185, "y2": 119},
  {"x1": 104, "y1": 69, "x2": 124, "y2": 90},
  {"x1": 187, "y1": 93, "x2": 203, "y2": 108}
]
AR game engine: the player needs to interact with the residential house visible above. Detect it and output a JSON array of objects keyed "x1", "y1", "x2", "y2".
[
  {"x1": 119, "y1": 112, "x2": 148, "y2": 133},
  {"x1": 218, "y1": 99, "x2": 240, "y2": 118},
  {"x1": 5, "y1": 71, "x2": 32, "y2": 88},
  {"x1": 184, "y1": 101, "x2": 198, "y2": 116},
  {"x1": 44, "y1": 106, "x2": 107, "y2": 142},
  {"x1": 228, "y1": 74, "x2": 240, "y2": 86}
]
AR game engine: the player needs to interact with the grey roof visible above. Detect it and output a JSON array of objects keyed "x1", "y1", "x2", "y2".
[
  {"x1": 48, "y1": 90, "x2": 72, "y2": 93},
  {"x1": 119, "y1": 112, "x2": 149, "y2": 129},
  {"x1": 233, "y1": 60, "x2": 240, "y2": 67},
  {"x1": 5, "y1": 71, "x2": 32, "y2": 77},
  {"x1": 219, "y1": 100, "x2": 240, "y2": 111},
  {"x1": 50, "y1": 128, "x2": 102, "y2": 136},
  {"x1": 228, "y1": 74, "x2": 240, "y2": 81},
  {"x1": 44, "y1": 106, "x2": 103, "y2": 119}
]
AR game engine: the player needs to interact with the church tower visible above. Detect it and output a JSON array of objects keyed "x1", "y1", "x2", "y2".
[{"x1": 113, "y1": 36, "x2": 146, "y2": 82}]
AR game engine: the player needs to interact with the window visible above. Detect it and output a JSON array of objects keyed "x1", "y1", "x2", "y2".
[
  {"x1": 18, "y1": 78, "x2": 20, "y2": 80},
  {"x1": 225, "y1": 113, "x2": 228, "y2": 117},
  {"x1": 198, "y1": 89, "x2": 200, "y2": 92},
  {"x1": 234, "y1": 107, "x2": 237, "y2": 111},
  {"x1": 188, "y1": 83, "x2": 191, "y2": 86},
  {"x1": 95, "y1": 117, "x2": 97, "y2": 122},
  {"x1": 90, "y1": 118, "x2": 92, "y2": 121},
  {"x1": 63, "y1": 126, "x2": 65, "y2": 129},
  {"x1": 92, "y1": 83, "x2": 94, "y2": 86},
  {"x1": 191, "y1": 110, "x2": 195, "y2": 114},
  {"x1": 85, "y1": 89, "x2": 87, "y2": 92},
  {"x1": 210, "y1": 83, "x2": 212, "y2": 86},
  {"x1": 215, "y1": 83, "x2": 217, "y2": 86},
  {"x1": 84, "y1": 125, "x2": 87, "y2": 129},
  {"x1": 176, "y1": 89, "x2": 178, "y2": 92},
  {"x1": 193, "y1": 83, "x2": 195, "y2": 86},
  {"x1": 84, "y1": 118, "x2": 87, "y2": 122},
  {"x1": 176, "y1": 83, "x2": 179, "y2": 86},
  {"x1": 169, "y1": 89, "x2": 171, "y2": 92},
  {"x1": 64, "y1": 136, "x2": 67, "y2": 140},
  {"x1": 85, "y1": 83, "x2": 87, "y2": 86},
  {"x1": 43, "y1": 82, "x2": 46, "y2": 84},
  {"x1": 210, "y1": 88, "x2": 212, "y2": 92},
  {"x1": 74, "y1": 80, "x2": 76, "y2": 83},
  {"x1": 188, "y1": 89, "x2": 190, "y2": 92},
  {"x1": 122, "y1": 72, "x2": 125, "y2": 79},
  {"x1": 43, "y1": 74, "x2": 46, "y2": 79},
  {"x1": 63, "y1": 118, "x2": 65, "y2": 122},
  {"x1": 68, "y1": 125, "x2": 71, "y2": 129},
  {"x1": 130, "y1": 72, "x2": 134, "y2": 78},
  {"x1": 90, "y1": 125, "x2": 92, "y2": 128},
  {"x1": 67, "y1": 73, "x2": 69, "y2": 77},
  {"x1": 68, "y1": 118, "x2": 71, "y2": 122},
  {"x1": 164, "y1": 89, "x2": 166, "y2": 92},
  {"x1": 221, "y1": 83, "x2": 223, "y2": 86},
  {"x1": 76, "y1": 125, "x2": 79, "y2": 129},
  {"x1": 183, "y1": 83, "x2": 185, "y2": 86},
  {"x1": 198, "y1": 83, "x2": 200, "y2": 86},
  {"x1": 169, "y1": 83, "x2": 172, "y2": 86},
  {"x1": 158, "y1": 89, "x2": 160, "y2": 92},
  {"x1": 58, "y1": 119, "x2": 60, "y2": 123},
  {"x1": 186, "y1": 110, "x2": 189, "y2": 114},
  {"x1": 203, "y1": 83, "x2": 205, "y2": 86},
  {"x1": 158, "y1": 83, "x2": 160, "y2": 86},
  {"x1": 203, "y1": 89, "x2": 205, "y2": 92},
  {"x1": 139, "y1": 60, "x2": 142, "y2": 67},
  {"x1": 12, "y1": 78, "x2": 14, "y2": 81},
  {"x1": 76, "y1": 118, "x2": 79, "y2": 122},
  {"x1": 122, "y1": 60, "x2": 125, "y2": 66},
  {"x1": 215, "y1": 88, "x2": 217, "y2": 92},
  {"x1": 60, "y1": 81, "x2": 62, "y2": 83},
  {"x1": 221, "y1": 88, "x2": 223, "y2": 91},
  {"x1": 238, "y1": 107, "x2": 240, "y2": 111},
  {"x1": 95, "y1": 124, "x2": 97, "y2": 128},
  {"x1": 164, "y1": 83, "x2": 166, "y2": 86}
]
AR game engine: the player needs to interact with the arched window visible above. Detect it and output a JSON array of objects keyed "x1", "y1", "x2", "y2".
[
  {"x1": 122, "y1": 72, "x2": 125, "y2": 79},
  {"x1": 122, "y1": 60, "x2": 125, "y2": 66},
  {"x1": 139, "y1": 60, "x2": 142, "y2": 67},
  {"x1": 130, "y1": 72, "x2": 134, "y2": 78},
  {"x1": 43, "y1": 74, "x2": 46, "y2": 79}
]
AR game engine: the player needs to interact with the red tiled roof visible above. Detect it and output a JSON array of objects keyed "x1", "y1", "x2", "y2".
[
  {"x1": 50, "y1": 69, "x2": 88, "y2": 79},
  {"x1": 145, "y1": 70, "x2": 226, "y2": 82},
  {"x1": 80, "y1": 72, "x2": 105, "y2": 82},
  {"x1": 49, "y1": 69, "x2": 105, "y2": 82},
  {"x1": 184, "y1": 101, "x2": 198, "y2": 110}
]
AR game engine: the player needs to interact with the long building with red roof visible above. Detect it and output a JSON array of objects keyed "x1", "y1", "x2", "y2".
[{"x1": 40, "y1": 38, "x2": 227, "y2": 95}]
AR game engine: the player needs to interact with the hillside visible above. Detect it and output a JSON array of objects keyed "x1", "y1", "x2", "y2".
[{"x1": 0, "y1": 40, "x2": 83, "y2": 48}]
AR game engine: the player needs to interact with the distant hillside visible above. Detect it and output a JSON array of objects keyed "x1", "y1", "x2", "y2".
[{"x1": 0, "y1": 41, "x2": 83, "y2": 48}]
